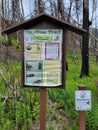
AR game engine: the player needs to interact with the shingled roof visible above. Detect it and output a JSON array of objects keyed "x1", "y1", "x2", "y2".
[{"x1": 2, "y1": 13, "x2": 86, "y2": 35}]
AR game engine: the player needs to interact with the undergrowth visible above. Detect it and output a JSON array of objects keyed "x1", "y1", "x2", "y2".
[
  {"x1": 48, "y1": 53, "x2": 98, "y2": 130},
  {"x1": 0, "y1": 52, "x2": 98, "y2": 129}
]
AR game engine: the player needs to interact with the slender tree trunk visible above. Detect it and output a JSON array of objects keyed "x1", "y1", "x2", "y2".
[
  {"x1": 57, "y1": 0, "x2": 64, "y2": 20},
  {"x1": 67, "y1": 0, "x2": 73, "y2": 22},
  {"x1": 38, "y1": 0, "x2": 44, "y2": 13},
  {"x1": 50, "y1": 1, "x2": 54, "y2": 16},
  {"x1": 89, "y1": 0, "x2": 96, "y2": 48},
  {"x1": 20, "y1": 0, "x2": 24, "y2": 20},
  {"x1": 1, "y1": 0, "x2": 5, "y2": 29},
  {"x1": 54, "y1": 1, "x2": 58, "y2": 17},
  {"x1": 80, "y1": 0, "x2": 89, "y2": 77},
  {"x1": 34, "y1": 0, "x2": 37, "y2": 15}
]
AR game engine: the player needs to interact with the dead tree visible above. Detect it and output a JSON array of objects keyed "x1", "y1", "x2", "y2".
[
  {"x1": 11, "y1": 0, "x2": 24, "y2": 25},
  {"x1": 67, "y1": 0, "x2": 74, "y2": 22},
  {"x1": 57, "y1": 0, "x2": 64, "y2": 20},
  {"x1": 2, "y1": 0, "x2": 24, "y2": 28},
  {"x1": 38, "y1": 0, "x2": 44, "y2": 13},
  {"x1": 75, "y1": 0, "x2": 82, "y2": 26},
  {"x1": 80, "y1": 0, "x2": 89, "y2": 77}
]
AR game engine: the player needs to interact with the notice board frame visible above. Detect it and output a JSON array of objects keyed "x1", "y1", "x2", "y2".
[
  {"x1": 21, "y1": 22, "x2": 67, "y2": 88},
  {"x1": 2, "y1": 13, "x2": 86, "y2": 89}
]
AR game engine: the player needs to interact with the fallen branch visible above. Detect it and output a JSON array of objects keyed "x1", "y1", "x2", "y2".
[{"x1": 0, "y1": 93, "x2": 10, "y2": 103}]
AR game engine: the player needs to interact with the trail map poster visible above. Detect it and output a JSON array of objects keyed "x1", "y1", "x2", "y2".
[{"x1": 24, "y1": 29, "x2": 63, "y2": 87}]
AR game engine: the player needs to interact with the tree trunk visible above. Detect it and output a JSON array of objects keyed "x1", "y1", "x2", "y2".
[
  {"x1": 67, "y1": 0, "x2": 73, "y2": 22},
  {"x1": 38, "y1": 0, "x2": 44, "y2": 13},
  {"x1": 57, "y1": 0, "x2": 64, "y2": 20},
  {"x1": 80, "y1": 0, "x2": 89, "y2": 77},
  {"x1": 50, "y1": 1, "x2": 54, "y2": 16}
]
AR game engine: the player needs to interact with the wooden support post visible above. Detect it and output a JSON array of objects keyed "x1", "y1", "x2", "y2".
[
  {"x1": 78, "y1": 84, "x2": 86, "y2": 130},
  {"x1": 40, "y1": 88, "x2": 47, "y2": 130}
]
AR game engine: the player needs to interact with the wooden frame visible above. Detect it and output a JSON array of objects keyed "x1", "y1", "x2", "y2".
[{"x1": 22, "y1": 28, "x2": 66, "y2": 88}]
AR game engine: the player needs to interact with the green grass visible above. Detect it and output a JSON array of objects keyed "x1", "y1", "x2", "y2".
[
  {"x1": 0, "y1": 52, "x2": 98, "y2": 129},
  {"x1": 48, "y1": 53, "x2": 98, "y2": 129}
]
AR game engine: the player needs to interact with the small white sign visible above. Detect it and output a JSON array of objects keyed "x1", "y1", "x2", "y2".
[{"x1": 75, "y1": 90, "x2": 91, "y2": 111}]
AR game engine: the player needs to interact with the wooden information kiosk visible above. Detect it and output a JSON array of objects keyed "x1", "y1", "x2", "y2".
[{"x1": 2, "y1": 13, "x2": 86, "y2": 130}]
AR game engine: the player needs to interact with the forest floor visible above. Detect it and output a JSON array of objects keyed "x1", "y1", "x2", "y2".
[{"x1": 33, "y1": 94, "x2": 69, "y2": 130}]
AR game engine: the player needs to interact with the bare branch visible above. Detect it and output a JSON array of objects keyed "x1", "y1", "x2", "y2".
[{"x1": 0, "y1": 69, "x2": 25, "y2": 101}]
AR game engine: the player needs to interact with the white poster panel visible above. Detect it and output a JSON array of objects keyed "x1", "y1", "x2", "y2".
[
  {"x1": 75, "y1": 90, "x2": 91, "y2": 111},
  {"x1": 24, "y1": 29, "x2": 63, "y2": 87}
]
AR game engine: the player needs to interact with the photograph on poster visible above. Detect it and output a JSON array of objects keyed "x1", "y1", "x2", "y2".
[
  {"x1": 26, "y1": 43, "x2": 42, "y2": 53},
  {"x1": 25, "y1": 43, "x2": 42, "y2": 60},
  {"x1": 25, "y1": 60, "x2": 43, "y2": 85}
]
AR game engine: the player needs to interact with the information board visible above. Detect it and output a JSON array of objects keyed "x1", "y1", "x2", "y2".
[
  {"x1": 24, "y1": 29, "x2": 63, "y2": 87},
  {"x1": 75, "y1": 90, "x2": 91, "y2": 111}
]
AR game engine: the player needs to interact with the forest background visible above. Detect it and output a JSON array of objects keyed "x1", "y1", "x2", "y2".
[{"x1": 0, "y1": 0, "x2": 98, "y2": 130}]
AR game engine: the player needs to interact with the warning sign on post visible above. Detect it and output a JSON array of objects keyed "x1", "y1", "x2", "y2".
[{"x1": 75, "y1": 90, "x2": 91, "y2": 111}]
